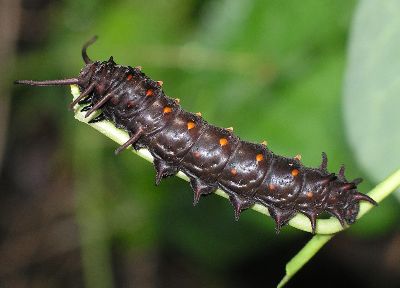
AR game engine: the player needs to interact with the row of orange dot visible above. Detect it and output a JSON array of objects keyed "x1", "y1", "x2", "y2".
[
  {"x1": 155, "y1": 101, "x2": 300, "y2": 178},
  {"x1": 163, "y1": 107, "x2": 172, "y2": 114},
  {"x1": 146, "y1": 89, "x2": 153, "y2": 97},
  {"x1": 123, "y1": 79, "x2": 156, "y2": 97},
  {"x1": 229, "y1": 165, "x2": 299, "y2": 178},
  {"x1": 187, "y1": 121, "x2": 195, "y2": 130},
  {"x1": 219, "y1": 138, "x2": 228, "y2": 146},
  {"x1": 291, "y1": 169, "x2": 299, "y2": 177}
]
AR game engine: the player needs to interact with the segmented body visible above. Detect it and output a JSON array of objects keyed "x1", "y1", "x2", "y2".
[{"x1": 15, "y1": 38, "x2": 376, "y2": 233}]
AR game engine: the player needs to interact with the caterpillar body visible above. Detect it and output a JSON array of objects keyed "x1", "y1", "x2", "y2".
[{"x1": 15, "y1": 37, "x2": 376, "y2": 233}]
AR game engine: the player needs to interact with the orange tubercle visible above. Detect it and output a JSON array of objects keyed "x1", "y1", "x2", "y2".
[
  {"x1": 219, "y1": 138, "x2": 228, "y2": 146},
  {"x1": 127, "y1": 74, "x2": 133, "y2": 81},
  {"x1": 291, "y1": 169, "x2": 299, "y2": 177},
  {"x1": 230, "y1": 168, "x2": 237, "y2": 175},
  {"x1": 163, "y1": 107, "x2": 172, "y2": 114},
  {"x1": 187, "y1": 121, "x2": 195, "y2": 130},
  {"x1": 256, "y1": 154, "x2": 264, "y2": 162},
  {"x1": 306, "y1": 192, "x2": 313, "y2": 198},
  {"x1": 294, "y1": 154, "x2": 302, "y2": 161},
  {"x1": 146, "y1": 89, "x2": 153, "y2": 96}
]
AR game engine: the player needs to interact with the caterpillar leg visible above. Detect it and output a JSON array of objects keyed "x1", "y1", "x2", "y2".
[
  {"x1": 229, "y1": 194, "x2": 255, "y2": 221},
  {"x1": 153, "y1": 158, "x2": 178, "y2": 185},
  {"x1": 327, "y1": 208, "x2": 346, "y2": 227},
  {"x1": 85, "y1": 93, "x2": 113, "y2": 117},
  {"x1": 115, "y1": 128, "x2": 143, "y2": 155},
  {"x1": 189, "y1": 178, "x2": 217, "y2": 206},
  {"x1": 268, "y1": 207, "x2": 296, "y2": 234},
  {"x1": 70, "y1": 82, "x2": 96, "y2": 109},
  {"x1": 88, "y1": 113, "x2": 106, "y2": 123},
  {"x1": 300, "y1": 210, "x2": 317, "y2": 234},
  {"x1": 81, "y1": 105, "x2": 92, "y2": 112},
  {"x1": 78, "y1": 95, "x2": 92, "y2": 105}
]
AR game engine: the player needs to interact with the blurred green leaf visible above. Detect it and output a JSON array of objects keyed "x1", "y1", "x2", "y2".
[{"x1": 343, "y1": 0, "x2": 400, "y2": 201}]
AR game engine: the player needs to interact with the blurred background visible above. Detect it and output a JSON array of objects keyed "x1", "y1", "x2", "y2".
[{"x1": 1, "y1": 0, "x2": 399, "y2": 287}]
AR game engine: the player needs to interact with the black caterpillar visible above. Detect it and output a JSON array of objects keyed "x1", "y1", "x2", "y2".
[{"x1": 15, "y1": 37, "x2": 376, "y2": 233}]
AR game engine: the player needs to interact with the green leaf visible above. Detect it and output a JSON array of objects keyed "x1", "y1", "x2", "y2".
[{"x1": 343, "y1": 0, "x2": 400, "y2": 200}]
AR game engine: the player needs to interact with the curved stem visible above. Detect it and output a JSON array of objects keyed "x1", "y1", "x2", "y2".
[{"x1": 71, "y1": 85, "x2": 400, "y2": 234}]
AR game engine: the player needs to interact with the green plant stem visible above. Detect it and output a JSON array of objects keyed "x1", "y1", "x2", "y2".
[{"x1": 71, "y1": 85, "x2": 400, "y2": 234}]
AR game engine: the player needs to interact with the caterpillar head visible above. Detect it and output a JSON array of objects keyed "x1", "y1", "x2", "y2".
[
  {"x1": 78, "y1": 61, "x2": 98, "y2": 87},
  {"x1": 14, "y1": 36, "x2": 100, "y2": 89},
  {"x1": 326, "y1": 179, "x2": 377, "y2": 226}
]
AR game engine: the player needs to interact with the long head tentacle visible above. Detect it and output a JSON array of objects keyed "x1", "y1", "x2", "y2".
[
  {"x1": 14, "y1": 78, "x2": 79, "y2": 86},
  {"x1": 82, "y1": 35, "x2": 98, "y2": 64}
]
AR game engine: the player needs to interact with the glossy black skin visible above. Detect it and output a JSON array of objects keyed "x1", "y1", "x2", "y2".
[{"x1": 71, "y1": 57, "x2": 378, "y2": 234}]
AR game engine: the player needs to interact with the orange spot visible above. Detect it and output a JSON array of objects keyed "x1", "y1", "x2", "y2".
[
  {"x1": 163, "y1": 107, "x2": 172, "y2": 114},
  {"x1": 256, "y1": 154, "x2": 264, "y2": 162},
  {"x1": 291, "y1": 169, "x2": 299, "y2": 177},
  {"x1": 306, "y1": 192, "x2": 313, "y2": 198},
  {"x1": 193, "y1": 151, "x2": 200, "y2": 158},
  {"x1": 294, "y1": 154, "x2": 302, "y2": 161},
  {"x1": 187, "y1": 121, "x2": 195, "y2": 130},
  {"x1": 157, "y1": 80, "x2": 163, "y2": 86},
  {"x1": 219, "y1": 138, "x2": 228, "y2": 146},
  {"x1": 231, "y1": 168, "x2": 237, "y2": 175},
  {"x1": 195, "y1": 112, "x2": 202, "y2": 117},
  {"x1": 146, "y1": 89, "x2": 153, "y2": 97},
  {"x1": 269, "y1": 184, "x2": 276, "y2": 191},
  {"x1": 127, "y1": 74, "x2": 133, "y2": 81}
]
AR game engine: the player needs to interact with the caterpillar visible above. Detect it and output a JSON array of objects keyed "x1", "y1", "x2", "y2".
[{"x1": 15, "y1": 37, "x2": 376, "y2": 233}]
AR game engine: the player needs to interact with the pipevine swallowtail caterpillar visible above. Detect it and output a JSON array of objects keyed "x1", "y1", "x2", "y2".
[{"x1": 15, "y1": 36, "x2": 377, "y2": 234}]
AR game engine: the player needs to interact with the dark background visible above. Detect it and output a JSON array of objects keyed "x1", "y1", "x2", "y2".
[{"x1": 1, "y1": 0, "x2": 399, "y2": 287}]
